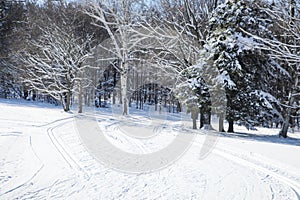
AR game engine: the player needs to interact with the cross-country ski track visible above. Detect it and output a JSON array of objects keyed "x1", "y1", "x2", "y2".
[{"x1": 0, "y1": 100, "x2": 300, "y2": 199}]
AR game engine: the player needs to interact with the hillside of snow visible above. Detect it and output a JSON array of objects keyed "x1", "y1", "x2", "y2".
[{"x1": 0, "y1": 99, "x2": 300, "y2": 199}]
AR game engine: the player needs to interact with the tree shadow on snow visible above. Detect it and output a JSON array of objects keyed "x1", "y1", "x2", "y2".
[{"x1": 220, "y1": 131, "x2": 300, "y2": 147}]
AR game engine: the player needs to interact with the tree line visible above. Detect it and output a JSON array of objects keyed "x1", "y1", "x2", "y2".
[{"x1": 0, "y1": 0, "x2": 299, "y2": 137}]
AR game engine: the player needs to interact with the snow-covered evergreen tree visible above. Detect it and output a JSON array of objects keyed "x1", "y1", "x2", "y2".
[
  {"x1": 0, "y1": 1, "x2": 26, "y2": 99},
  {"x1": 198, "y1": 0, "x2": 283, "y2": 132},
  {"x1": 176, "y1": 58, "x2": 211, "y2": 129}
]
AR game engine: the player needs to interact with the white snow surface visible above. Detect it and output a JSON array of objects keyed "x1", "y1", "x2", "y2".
[{"x1": 0, "y1": 99, "x2": 300, "y2": 199}]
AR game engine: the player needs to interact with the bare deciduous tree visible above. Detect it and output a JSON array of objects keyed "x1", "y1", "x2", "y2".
[
  {"x1": 84, "y1": 0, "x2": 151, "y2": 115},
  {"x1": 22, "y1": 15, "x2": 92, "y2": 112}
]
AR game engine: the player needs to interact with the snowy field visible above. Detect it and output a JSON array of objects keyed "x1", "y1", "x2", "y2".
[{"x1": 0, "y1": 99, "x2": 300, "y2": 199}]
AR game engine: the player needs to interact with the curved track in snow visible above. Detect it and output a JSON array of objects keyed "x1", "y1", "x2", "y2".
[
  {"x1": 1, "y1": 105, "x2": 300, "y2": 199},
  {"x1": 85, "y1": 114, "x2": 300, "y2": 199}
]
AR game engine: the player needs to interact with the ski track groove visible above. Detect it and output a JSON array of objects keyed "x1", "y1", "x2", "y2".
[
  {"x1": 118, "y1": 128, "x2": 148, "y2": 154},
  {"x1": 3, "y1": 117, "x2": 91, "y2": 199},
  {"x1": 2, "y1": 110, "x2": 300, "y2": 199},
  {"x1": 96, "y1": 116, "x2": 300, "y2": 199},
  {"x1": 210, "y1": 142, "x2": 300, "y2": 199},
  {"x1": 112, "y1": 117, "x2": 177, "y2": 155},
  {"x1": 47, "y1": 119, "x2": 91, "y2": 180},
  {"x1": 47, "y1": 121, "x2": 78, "y2": 170},
  {"x1": 269, "y1": 185, "x2": 275, "y2": 200},
  {"x1": 0, "y1": 117, "x2": 79, "y2": 198},
  {"x1": 0, "y1": 142, "x2": 44, "y2": 197},
  {"x1": 0, "y1": 135, "x2": 44, "y2": 197},
  {"x1": 107, "y1": 120, "x2": 148, "y2": 154}
]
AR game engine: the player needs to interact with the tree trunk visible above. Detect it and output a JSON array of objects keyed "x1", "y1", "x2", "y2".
[
  {"x1": 120, "y1": 66, "x2": 128, "y2": 115},
  {"x1": 139, "y1": 91, "x2": 142, "y2": 109},
  {"x1": 113, "y1": 68, "x2": 117, "y2": 105},
  {"x1": 200, "y1": 111, "x2": 204, "y2": 129},
  {"x1": 137, "y1": 92, "x2": 139, "y2": 109},
  {"x1": 32, "y1": 90, "x2": 37, "y2": 101},
  {"x1": 23, "y1": 89, "x2": 29, "y2": 100},
  {"x1": 87, "y1": 89, "x2": 91, "y2": 107},
  {"x1": 192, "y1": 117, "x2": 197, "y2": 129},
  {"x1": 201, "y1": 112, "x2": 213, "y2": 130},
  {"x1": 60, "y1": 94, "x2": 70, "y2": 112},
  {"x1": 280, "y1": 120, "x2": 289, "y2": 138},
  {"x1": 280, "y1": 0, "x2": 297, "y2": 138},
  {"x1": 65, "y1": 91, "x2": 71, "y2": 112},
  {"x1": 99, "y1": 95, "x2": 102, "y2": 107},
  {"x1": 200, "y1": 110, "x2": 212, "y2": 129},
  {"x1": 228, "y1": 119, "x2": 234, "y2": 133},
  {"x1": 219, "y1": 113, "x2": 225, "y2": 132},
  {"x1": 177, "y1": 101, "x2": 181, "y2": 112},
  {"x1": 113, "y1": 91, "x2": 116, "y2": 104},
  {"x1": 280, "y1": 74, "x2": 298, "y2": 138},
  {"x1": 78, "y1": 79, "x2": 83, "y2": 113},
  {"x1": 60, "y1": 95, "x2": 65, "y2": 110},
  {"x1": 154, "y1": 93, "x2": 158, "y2": 111},
  {"x1": 191, "y1": 111, "x2": 198, "y2": 129}
]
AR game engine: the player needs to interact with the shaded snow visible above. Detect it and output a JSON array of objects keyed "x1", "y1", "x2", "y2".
[{"x1": 0, "y1": 99, "x2": 300, "y2": 199}]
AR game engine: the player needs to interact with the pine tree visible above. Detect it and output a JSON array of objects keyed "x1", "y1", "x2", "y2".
[
  {"x1": 205, "y1": 0, "x2": 282, "y2": 132},
  {"x1": 176, "y1": 57, "x2": 212, "y2": 129},
  {"x1": 0, "y1": 1, "x2": 26, "y2": 98}
]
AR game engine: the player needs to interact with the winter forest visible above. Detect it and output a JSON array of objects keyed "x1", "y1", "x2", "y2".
[
  {"x1": 1, "y1": 0, "x2": 300, "y2": 137},
  {"x1": 1, "y1": 0, "x2": 300, "y2": 199}
]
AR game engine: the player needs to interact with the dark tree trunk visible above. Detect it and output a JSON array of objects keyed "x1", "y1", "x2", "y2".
[
  {"x1": 139, "y1": 91, "x2": 142, "y2": 109},
  {"x1": 280, "y1": 0, "x2": 297, "y2": 138},
  {"x1": 32, "y1": 90, "x2": 37, "y2": 101},
  {"x1": 280, "y1": 125, "x2": 288, "y2": 138},
  {"x1": 200, "y1": 111, "x2": 204, "y2": 129},
  {"x1": 177, "y1": 101, "x2": 181, "y2": 112},
  {"x1": 154, "y1": 92, "x2": 158, "y2": 111},
  {"x1": 23, "y1": 89, "x2": 29, "y2": 100},
  {"x1": 228, "y1": 119, "x2": 234, "y2": 133},
  {"x1": 207, "y1": 113, "x2": 211, "y2": 124},
  {"x1": 192, "y1": 117, "x2": 197, "y2": 129},
  {"x1": 112, "y1": 68, "x2": 117, "y2": 105},
  {"x1": 219, "y1": 113, "x2": 225, "y2": 132},
  {"x1": 113, "y1": 91, "x2": 116, "y2": 104},
  {"x1": 78, "y1": 80, "x2": 83, "y2": 113},
  {"x1": 201, "y1": 111, "x2": 212, "y2": 130},
  {"x1": 64, "y1": 91, "x2": 71, "y2": 112},
  {"x1": 136, "y1": 91, "x2": 139, "y2": 109},
  {"x1": 129, "y1": 97, "x2": 132, "y2": 107},
  {"x1": 192, "y1": 111, "x2": 198, "y2": 129},
  {"x1": 99, "y1": 95, "x2": 102, "y2": 107}
]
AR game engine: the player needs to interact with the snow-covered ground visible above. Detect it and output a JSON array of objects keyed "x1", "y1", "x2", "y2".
[{"x1": 0, "y1": 99, "x2": 300, "y2": 199}]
